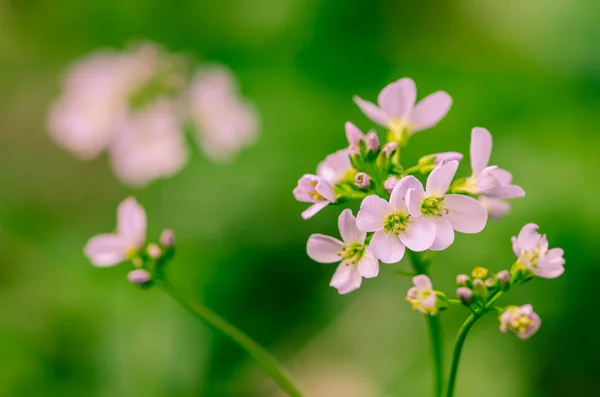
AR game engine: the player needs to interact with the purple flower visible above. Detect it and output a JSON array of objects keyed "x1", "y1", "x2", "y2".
[
  {"x1": 406, "y1": 160, "x2": 488, "y2": 251},
  {"x1": 499, "y1": 304, "x2": 541, "y2": 339},
  {"x1": 356, "y1": 177, "x2": 436, "y2": 263},
  {"x1": 84, "y1": 197, "x2": 147, "y2": 267},
  {"x1": 293, "y1": 175, "x2": 336, "y2": 220},
  {"x1": 353, "y1": 78, "x2": 452, "y2": 136},
  {"x1": 406, "y1": 275, "x2": 439, "y2": 315},
  {"x1": 512, "y1": 223, "x2": 565, "y2": 278},
  {"x1": 307, "y1": 209, "x2": 379, "y2": 294}
]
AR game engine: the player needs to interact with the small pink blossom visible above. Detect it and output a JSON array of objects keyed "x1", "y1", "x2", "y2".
[
  {"x1": 499, "y1": 304, "x2": 541, "y2": 339},
  {"x1": 512, "y1": 224, "x2": 565, "y2": 278},
  {"x1": 406, "y1": 160, "x2": 488, "y2": 251},
  {"x1": 406, "y1": 275, "x2": 439, "y2": 315},
  {"x1": 307, "y1": 209, "x2": 379, "y2": 294},
  {"x1": 293, "y1": 175, "x2": 335, "y2": 220},
  {"x1": 316, "y1": 149, "x2": 352, "y2": 185},
  {"x1": 84, "y1": 197, "x2": 147, "y2": 267},
  {"x1": 356, "y1": 177, "x2": 436, "y2": 263},
  {"x1": 353, "y1": 78, "x2": 452, "y2": 136}
]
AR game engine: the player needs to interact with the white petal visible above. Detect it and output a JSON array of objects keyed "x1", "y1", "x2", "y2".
[
  {"x1": 412, "y1": 274, "x2": 432, "y2": 289},
  {"x1": 117, "y1": 197, "x2": 146, "y2": 246},
  {"x1": 470, "y1": 127, "x2": 492, "y2": 175},
  {"x1": 429, "y1": 216, "x2": 455, "y2": 251},
  {"x1": 84, "y1": 234, "x2": 129, "y2": 267},
  {"x1": 410, "y1": 91, "x2": 452, "y2": 133},
  {"x1": 426, "y1": 160, "x2": 459, "y2": 197},
  {"x1": 390, "y1": 175, "x2": 420, "y2": 211},
  {"x1": 345, "y1": 121, "x2": 365, "y2": 146},
  {"x1": 399, "y1": 216, "x2": 436, "y2": 252},
  {"x1": 301, "y1": 201, "x2": 329, "y2": 220},
  {"x1": 356, "y1": 195, "x2": 391, "y2": 232},
  {"x1": 406, "y1": 185, "x2": 427, "y2": 217},
  {"x1": 307, "y1": 234, "x2": 343, "y2": 263},
  {"x1": 444, "y1": 194, "x2": 488, "y2": 233},
  {"x1": 353, "y1": 96, "x2": 390, "y2": 127},
  {"x1": 330, "y1": 263, "x2": 363, "y2": 294},
  {"x1": 338, "y1": 209, "x2": 366, "y2": 244},
  {"x1": 370, "y1": 230, "x2": 406, "y2": 264},
  {"x1": 377, "y1": 78, "x2": 416, "y2": 119},
  {"x1": 357, "y1": 248, "x2": 379, "y2": 278}
]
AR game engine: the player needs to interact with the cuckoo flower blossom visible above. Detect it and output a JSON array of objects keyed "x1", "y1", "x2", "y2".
[
  {"x1": 512, "y1": 223, "x2": 565, "y2": 278},
  {"x1": 294, "y1": 175, "x2": 335, "y2": 220},
  {"x1": 353, "y1": 78, "x2": 452, "y2": 137},
  {"x1": 406, "y1": 275, "x2": 439, "y2": 315},
  {"x1": 84, "y1": 197, "x2": 147, "y2": 267},
  {"x1": 307, "y1": 209, "x2": 379, "y2": 294},
  {"x1": 356, "y1": 177, "x2": 435, "y2": 263},
  {"x1": 465, "y1": 127, "x2": 525, "y2": 200},
  {"x1": 406, "y1": 160, "x2": 488, "y2": 251},
  {"x1": 499, "y1": 304, "x2": 541, "y2": 339}
]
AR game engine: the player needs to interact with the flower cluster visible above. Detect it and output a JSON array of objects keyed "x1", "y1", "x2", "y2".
[
  {"x1": 49, "y1": 42, "x2": 259, "y2": 186},
  {"x1": 295, "y1": 78, "x2": 525, "y2": 294},
  {"x1": 84, "y1": 197, "x2": 174, "y2": 286}
]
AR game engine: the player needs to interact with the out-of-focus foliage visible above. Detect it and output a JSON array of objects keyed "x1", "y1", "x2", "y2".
[{"x1": 0, "y1": 0, "x2": 598, "y2": 396}]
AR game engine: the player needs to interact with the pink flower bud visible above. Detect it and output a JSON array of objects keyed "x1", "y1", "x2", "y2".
[
  {"x1": 146, "y1": 243, "x2": 162, "y2": 259},
  {"x1": 384, "y1": 176, "x2": 399, "y2": 194},
  {"x1": 497, "y1": 270, "x2": 510, "y2": 284},
  {"x1": 456, "y1": 287, "x2": 473, "y2": 304},
  {"x1": 456, "y1": 274, "x2": 469, "y2": 286},
  {"x1": 354, "y1": 172, "x2": 371, "y2": 189},
  {"x1": 128, "y1": 269, "x2": 151, "y2": 285},
  {"x1": 160, "y1": 229, "x2": 175, "y2": 248},
  {"x1": 381, "y1": 142, "x2": 398, "y2": 158},
  {"x1": 365, "y1": 131, "x2": 380, "y2": 152}
]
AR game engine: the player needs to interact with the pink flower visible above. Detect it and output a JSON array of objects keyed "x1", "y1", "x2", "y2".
[
  {"x1": 317, "y1": 149, "x2": 352, "y2": 185},
  {"x1": 109, "y1": 101, "x2": 188, "y2": 186},
  {"x1": 188, "y1": 65, "x2": 259, "y2": 162},
  {"x1": 293, "y1": 175, "x2": 335, "y2": 220},
  {"x1": 384, "y1": 176, "x2": 400, "y2": 194},
  {"x1": 307, "y1": 209, "x2": 379, "y2": 294},
  {"x1": 84, "y1": 197, "x2": 147, "y2": 267},
  {"x1": 345, "y1": 122, "x2": 379, "y2": 151},
  {"x1": 499, "y1": 304, "x2": 541, "y2": 339},
  {"x1": 406, "y1": 160, "x2": 488, "y2": 251},
  {"x1": 466, "y1": 127, "x2": 525, "y2": 199},
  {"x1": 406, "y1": 275, "x2": 439, "y2": 315},
  {"x1": 512, "y1": 223, "x2": 565, "y2": 278},
  {"x1": 353, "y1": 78, "x2": 452, "y2": 136},
  {"x1": 356, "y1": 177, "x2": 436, "y2": 263}
]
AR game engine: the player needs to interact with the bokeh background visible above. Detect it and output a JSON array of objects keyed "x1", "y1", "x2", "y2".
[{"x1": 1, "y1": 0, "x2": 598, "y2": 396}]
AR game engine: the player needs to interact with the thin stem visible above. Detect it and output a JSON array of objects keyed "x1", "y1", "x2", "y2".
[
  {"x1": 445, "y1": 291, "x2": 504, "y2": 397},
  {"x1": 159, "y1": 280, "x2": 304, "y2": 397},
  {"x1": 408, "y1": 251, "x2": 444, "y2": 397}
]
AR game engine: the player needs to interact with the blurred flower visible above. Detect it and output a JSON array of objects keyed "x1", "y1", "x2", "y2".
[
  {"x1": 406, "y1": 275, "x2": 439, "y2": 315},
  {"x1": 317, "y1": 149, "x2": 353, "y2": 185},
  {"x1": 128, "y1": 269, "x2": 151, "y2": 285},
  {"x1": 109, "y1": 100, "x2": 188, "y2": 186},
  {"x1": 345, "y1": 121, "x2": 368, "y2": 146},
  {"x1": 356, "y1": 176, "x2": 435, "y2": 263},
  {"x1": 159, "y1": 228, "x2": 175, "y2": 248},
  {"x1": 499, "y1": 304, "x2": 541, "y2": 339},
  {"x1": 456, "y1": 287, "x2": 473, "y2": 304},
  {"x1": 479, "y1": 196, "x2": 511, "y2": 220},
  {"x1": 188, "y1": 65, "x2": 259, "y2": 162},
  {"x1": 307, "y1": 209, "x2": 379, "y2": 294},
  {"x1": 406, "y1": 160, "x2": 488, "y2": 251},
  {"x1": 293, "y1": 175, "x2": 335, "y2": 219},
  {"x1": 84, "y1": 197, "x2": 146, "y2": 267},
  {"x1": 353, "y1": 78, "x2": 452, "y2": 137},
  {"x1": 512, "y1": 223, "x2": 565, "y2": 278}
]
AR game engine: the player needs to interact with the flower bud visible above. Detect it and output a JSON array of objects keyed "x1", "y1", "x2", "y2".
[
  {"x1": 128, "y1": 269, "x2": 151, "y2": 285},
  {"x1": 497, "y1": 270, "x2": 511, "y2": 284},
  {"x1": 456, "y1": 274, "x2": 470, "y2": 286},
  {"x1": 384, "y1": 176, "x2": 399, "y2": 194},
  {"x1": 365, "y1": 131, "x2": 380, "y2": 152},
  {"x1": 147, "y1": 243, "x2": 162, "y2": 259},
  {"x1": 456, "y1": 287, "x2": 473, "y2": 304},
  {"x1": 349, "y1": 144, "x2": 361, "y2": 157},
  {"x1": 160, "y1": 229, "x2": 175, "y2": 248},
  {"x1": 354, "y1": 172, "x2": 371, "y2": 189},
  {"x1": 471, "y1": 267, "x2": 489, "y2": 279},
  {"x1": 381, "y1": 142, "x2": 398, "y2": 158},
  {"x1": 472, "y1": 278, "x2": 488, "y2": 299},
  {"x1": 499, "y1": 304, "x2": 541, "y2": 339}
]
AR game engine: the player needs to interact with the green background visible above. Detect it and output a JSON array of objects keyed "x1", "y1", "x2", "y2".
[{"x1": 0, "y1": 0, "x2": 598, "y2": 396}]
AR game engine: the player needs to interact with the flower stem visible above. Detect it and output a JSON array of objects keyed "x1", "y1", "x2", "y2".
[
  {"x1": 408, "y1": 251, "x2": 444, "y2": 397},
  {"x1": 445, "y1": 291, "x2": 504, "y2": 397},
  {"x1": 159, "y1": 279, "x2": 304, "y2": 397}
]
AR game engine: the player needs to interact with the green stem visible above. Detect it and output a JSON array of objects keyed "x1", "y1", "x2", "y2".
[
  {"x1": 408, "y1": 251, "x2": 444, "y2": 397},
  {"x1": 445, "y1": 291, "x2": 504, "y2": 397},
  {"x1": 159, "y1": 280, "x2": 304, "y2": 397}
]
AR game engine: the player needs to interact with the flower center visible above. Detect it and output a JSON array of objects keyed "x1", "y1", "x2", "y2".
[
  {"x1": 511, "y1": 315, "x2": 534, "y2": 334},
  {"x1": 384, "y1": 211, "x2": 410, "y2": 235},
  {"x1": 308, "y1": 181, "x2": 326, "y2": 201},
  {"x1": 339, "y1": 242, "x2": 365, "y2": 265},
  {"x1": 420, "y1": 196, "x2": 448, "y2": 217}
]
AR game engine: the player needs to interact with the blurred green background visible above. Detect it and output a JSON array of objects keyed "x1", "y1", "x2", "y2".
[{"x1": 0, "y1": 0, "x2": 598, "y2": 396}]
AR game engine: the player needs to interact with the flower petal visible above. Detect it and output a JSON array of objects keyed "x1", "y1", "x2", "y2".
[
  {"x1": 356, "y1": 195, "x2": 391, "y2": 232},
  {"x1": 479, "y1": 197, "x2": 511, "y2": 220},
  {"x1": 429, "y1": 216, "x2": 455, "y2": 251},
  {"x1": 514, "y1": 223, "x2": 541, "y2": 252},
  {"x1": 377, "y1": 78, "x2": 416, "y2": 119},
  {"x1": 353, "y1": 96, "x2": 390, "y2": 127},
  {"x1": 426, "y1": 160, "x2": 459, "y2": 197},
  {"x1": 357, "y1": 248, "x2": 379, "y2": 278},
  {"x1": 84, "y1": 234, "x2": 129, "y2": 267},
  {"x1": 410, "y1": 91, "x2": 452, "y2": 133},
  {"x1": 390, "y1": 175, "x2": 420, "y2": 211},
  {"x1": 338, "y1": 209, "x2": 366, "y2": 244},
  {"x1": 330, "y1": 263, "x2": 363, "y2": 294},
  {"x1": 406, "y1": 185, "x2": 427, "y2": 217},
  {"x1": 370, "y1": 230, "x2": 406, "y2": 264},
  {"x1": 489, "y1": 168, "x2": 513, "y2": 185},
  {"x1": 444, "y1": 194, "x2": 488, "y2": 233},
  {"x1": 307, "y1": 234, "x2": 343, "y2": 263},
  {"x1": 345, "y1": 121, "x2": 365, "y2": 146},
  {"x1": 301, "y1": 201, "x2": 329, "y2": 219},
  {"x1": 117, "y1": 197, "x2": 146, "y2": 246},
  {"x1": 317, "y1": 149, "x2": 351, "y2": 185},
  {"x1": 413, "y1": 274, "x2": 432, "y2": 289},
  {"x1": 399, "y1": 216, "x2": 436, "y2": 252},
  {"x1": 470, "y1": 127, "x2": 492, "y2": 175}
]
